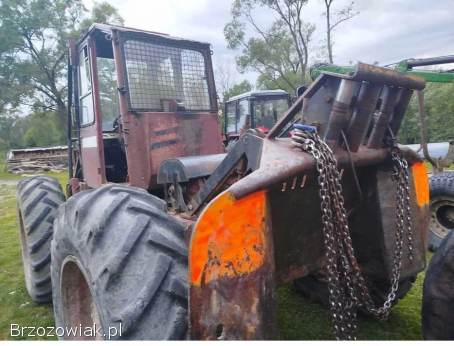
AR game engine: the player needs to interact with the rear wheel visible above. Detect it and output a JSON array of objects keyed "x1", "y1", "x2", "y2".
[
  {"x1": 428, "y1": 172, "x2": 454, "y2": 252},
  {"x1": 16, "y1": 176, "x2": 65, "y2": 303},
  {"x1": 422, "y1": 230, "x2": 454, "y2": 340},
  {"x1": 51, "y1": 185, "x2": 188, "y2": 340}
]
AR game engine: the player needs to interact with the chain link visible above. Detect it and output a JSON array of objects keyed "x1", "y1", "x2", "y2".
[{"x1": 291, "y1": 128, "x2": 415, "y2": 340}]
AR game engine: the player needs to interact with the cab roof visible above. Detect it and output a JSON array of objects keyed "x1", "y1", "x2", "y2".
[
  {"x1": 78, "y1": 23, "x2": 211, "y2": 49},
  {"x1": 227, "y1": 89, "x2": 289, "y2": 102}
]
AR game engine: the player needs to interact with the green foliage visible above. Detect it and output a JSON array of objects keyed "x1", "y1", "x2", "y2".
[
  {"x1": 399, "y1": 83, "x2": 454, "y2": 144},
  {"x1": 23, "y1": 112, "x2": 64, "y2": 147},
  {"x1": 78, "y1": 1, "x2": 124, "y2": 32},
  {"x1": 223, "y1": 79, "x2": 253, "y2": 101},
  {"x1": 0, "y1": 0, "x2": 123, "y2": 150},
  {"x1": 0, "y1": 112, "x2": 64, "y2": 151},
  {"x1": 0, "y1": 0, "x2": 86, "y2": 120},
  {"x1": 218, "y1": 80, "x2": 253, "y2": 132},
  {"x1": 224, "y1": 0, "x2": 314, "y2": 93}
]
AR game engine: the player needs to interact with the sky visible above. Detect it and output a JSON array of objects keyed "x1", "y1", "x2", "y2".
[{"x1": 83, "y1": 0, "x2": 454, "y2": 87}]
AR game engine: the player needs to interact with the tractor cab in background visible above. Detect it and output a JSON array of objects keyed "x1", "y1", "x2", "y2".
[{"x1": 224, "y1": 90, "x2": 290, "y2": 144}]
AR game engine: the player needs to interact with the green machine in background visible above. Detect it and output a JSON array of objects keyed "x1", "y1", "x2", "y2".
[{"x1": 310, "y1": 55, "x2": 454, "y2": 83}]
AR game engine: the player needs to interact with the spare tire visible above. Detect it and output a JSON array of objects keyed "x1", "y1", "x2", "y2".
[
  {"x1": 422, "y1": 230, "x2": 454, "y2": 340},
  {"x1": 51, "y1": 185, "x2": 188, "y2": 340},
  {"x1": 16, "y1": 176, "x2": 65, "y2": 303},
  {"x1": 428, "y1": 172, "x2": 454, "y2": 252}
]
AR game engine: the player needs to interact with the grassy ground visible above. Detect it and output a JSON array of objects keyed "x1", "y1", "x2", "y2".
[
  {"x1": 0, "y1": 169, "x2": 426, "y2": 340},
  {"x1": 0, "y1": 170, "x2": 66, "y2": 340}
]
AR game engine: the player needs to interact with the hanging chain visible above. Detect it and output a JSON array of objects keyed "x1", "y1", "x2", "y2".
[{"x1": 291, "y1": 127, "x2": 414, "y2": 340}]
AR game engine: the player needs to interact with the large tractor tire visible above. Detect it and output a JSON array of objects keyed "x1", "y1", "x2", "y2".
[
  {"x1": 422, "y1": 230, "x2": 454, "y2": 340},
  {"x1": 428, "y1": 172, "x2": 454, "y2": 252},
  {"x1": 51, "y1": 185, "x2": 188, "y2": 340},
  {"x1": 16, "y1": 176, "x2": 65, "y2": 303}
]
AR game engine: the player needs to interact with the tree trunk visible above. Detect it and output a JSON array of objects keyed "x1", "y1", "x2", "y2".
[
  {"x1": 326, "y1": 2, "x2": 333, "y2": 64},
  {"x1": 56, "y1": 99, "x2": 68, "y2": 142}
]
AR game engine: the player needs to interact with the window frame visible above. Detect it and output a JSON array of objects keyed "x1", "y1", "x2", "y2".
[
  {"x1": 78, "y1": 45, "x2": 96, "y2": 127},
  {"x1": 119, "y1": 32, "x2": 215, "y2": 113},
  {"x1": 251, "y1": 95, "x2": 291, "y2": 128},
  {"x1": 225, "y1": 101, "x2": 238, "y2": 134}
]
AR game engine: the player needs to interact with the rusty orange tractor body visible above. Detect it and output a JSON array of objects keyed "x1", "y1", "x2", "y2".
[{"x1": 15, "y1": 24, "x2": 430, "y2": 340}]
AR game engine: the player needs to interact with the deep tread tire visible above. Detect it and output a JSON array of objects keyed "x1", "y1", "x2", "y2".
[
  {"x1": 51, "y1": 184, "x2": 188, "y2": 340},
  {"x1": 428, "y1": 172, "x2": 454, "y2": 252},
  {"x1": 422, "y1": 230, "x2": 454, "y2": 340},
  {"x1": 16, "y1": 176, "x2": 65, "y2": 303}
]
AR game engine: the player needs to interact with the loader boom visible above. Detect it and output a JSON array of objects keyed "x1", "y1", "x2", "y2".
[{"x1": 311, "y1": 55, "x2": 454, "y2": 83}]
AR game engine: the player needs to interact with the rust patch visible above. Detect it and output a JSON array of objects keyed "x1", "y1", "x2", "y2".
[{"x1": 189, "y1": 190, "x2": 267, "y2": 286}]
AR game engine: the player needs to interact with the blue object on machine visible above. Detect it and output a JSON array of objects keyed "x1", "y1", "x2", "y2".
[{"x1": 293, "y1": 124, "x2": 317, "y2": 133}]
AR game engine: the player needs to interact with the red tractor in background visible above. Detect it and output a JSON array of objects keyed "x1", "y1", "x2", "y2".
[
  {"x1": 15, "y1": 24, "x2": 443, "y2": 340},
  {"x1": 223, "y1": 89, "x2": 290, "y2": 145}
]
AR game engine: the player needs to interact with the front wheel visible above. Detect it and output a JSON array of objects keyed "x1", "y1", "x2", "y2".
[
  {"x1": 422, "y1": 230, "x2": 454, "y2": 340},
  {"x1": 16, "y1": 176, "x2": 65, "y2": 303},
  {"x1": 51, "y1": 185, "x2": 189, "y2": 340}
]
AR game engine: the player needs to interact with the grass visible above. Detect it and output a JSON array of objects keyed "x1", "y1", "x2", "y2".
[
  {"x1": 0, "y1": 170, "x2": 66, "y2": 340},
  {"x1": 277, "y1": 275, "x2": 425, "y2": 340},
  {"x1": 0, "y1": 169, "x2": 426, "y2": 340}
]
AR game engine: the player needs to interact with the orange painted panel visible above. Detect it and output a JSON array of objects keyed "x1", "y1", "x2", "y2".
[
  {"x1": 412, "y1": 162, "x2": 429, "y2": 207},
  {"x1": 189, "y1": 190, "x2": 268, "y2": 286}
]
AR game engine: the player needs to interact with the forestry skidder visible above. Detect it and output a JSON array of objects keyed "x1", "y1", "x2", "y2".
[{"x1": 16, "y1": 24, "x2": 430, "y2": 340}]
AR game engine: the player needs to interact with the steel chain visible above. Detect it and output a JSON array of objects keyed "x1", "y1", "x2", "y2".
[{"x1": 291, "y1": 128, "x2": 414, "y2": 340}]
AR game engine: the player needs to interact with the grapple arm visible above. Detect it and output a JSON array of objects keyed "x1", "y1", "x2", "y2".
[{"x1": 188, "y1": 63, "x2": 429, "y2": 340}]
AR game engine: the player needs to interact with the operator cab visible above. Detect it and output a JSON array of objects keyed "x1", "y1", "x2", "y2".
[
  {"x1": 224, "y1": 90, "x2": 290, "y2": 144},
  {"x1": 69, "y1": 24, "x2": 222, "y2": 190}
]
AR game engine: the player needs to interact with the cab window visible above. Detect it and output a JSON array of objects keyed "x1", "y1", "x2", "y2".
[
  {"x1": 123, "y1": 39, "x2": 211, "y2": 112},
  {"x1": 237, "y1": 99, "x2": 250, "y2": 133},
  {"x1": 226, "y1": 102, "x2": 236, "y2": 133},
  {"x1": 97, "y1": 57, "x2": 120, "y2": 131},
  {"x1": 79, "y1": 46, "x2": 94, "y2": 125},
  {"x1": 254, "y1": 98, "x2": 288, "y2": 130}
]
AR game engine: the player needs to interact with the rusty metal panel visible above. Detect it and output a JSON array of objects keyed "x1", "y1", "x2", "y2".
[
  {"x1": 109, "y1": 28, "x2": 224, "y2": 190},
  {"x1": 189, "y1": 191, "x2": 276, "y2": 339}
]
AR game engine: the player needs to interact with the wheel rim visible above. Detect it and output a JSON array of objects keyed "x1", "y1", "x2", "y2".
[
  {"x1": 60, "y1": 257, "x2": 102, "y2": 340},
  {"x1": 430, "y1": 197, "x2": 454, "y2": 239}
]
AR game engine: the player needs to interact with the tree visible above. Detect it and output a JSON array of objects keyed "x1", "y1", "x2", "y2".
[
  {"x1": 224, "y1": 0, "x2": 315, "y2": 92},
  {"x1": 215, "y1": 64, "x2": 236, "y2": 103},
  {"x1": 0, "y1": 0, "x2": 123, "y2": 133},
  {"x1": 322, "y1": 0, "x2": 358, "y2": 63},
  {"x1": 399, "y1": 82, "x2": 454, "y2": 146},
  {"x1": 78, "y1": 1, "x2": 124, "y2": 32},
  {"x1": 217, "y1": 80, "x2": 253, "y2": 132},
  {"x1": 224, "y1": 80, "x2": 253, "y2": 101}
]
